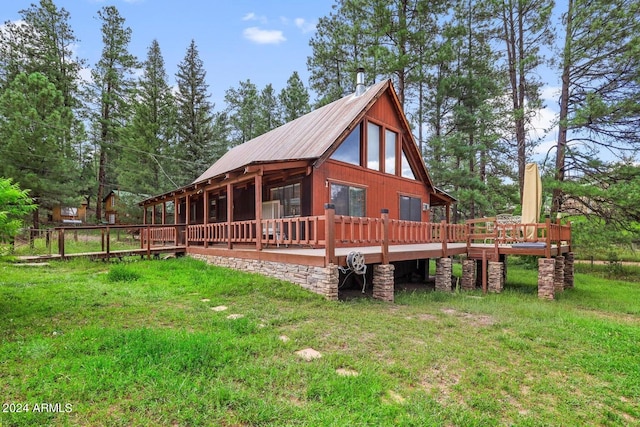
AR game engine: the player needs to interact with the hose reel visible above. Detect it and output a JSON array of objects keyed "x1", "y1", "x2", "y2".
[{"x1": 339, "y1": 251, "x2": 367, "y2": 293}]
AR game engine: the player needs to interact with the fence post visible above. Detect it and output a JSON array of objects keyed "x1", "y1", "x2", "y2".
[
  {"x1": 147, "y1": 225, "x2": 151, "y2": 260},
  {"x1": 545, "y1": 217, "x2": 552, "y2": 258},
  {"x1": 381, "y1": 209, "x2": 389, "y2": 265},
  {"x1": 324, "y1": 204, "x2": 335, "y2": 266}
]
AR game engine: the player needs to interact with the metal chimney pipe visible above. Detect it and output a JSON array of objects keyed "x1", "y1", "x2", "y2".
[{"x1": 355, "y1": 67, "x2": 365, "y2": 96}]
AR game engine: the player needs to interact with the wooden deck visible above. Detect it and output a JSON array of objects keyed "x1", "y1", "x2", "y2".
[{"x1": 18, "y1": 212, "x2": 571, "y2": 267}]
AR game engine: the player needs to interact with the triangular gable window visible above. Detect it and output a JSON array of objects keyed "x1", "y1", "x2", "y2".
[
  {"x1": 401, "y1": 149, "x2": 416, "y2": 180},
  {"x1": 330, "y1": 123, "x2": 361, "y2": 166}
]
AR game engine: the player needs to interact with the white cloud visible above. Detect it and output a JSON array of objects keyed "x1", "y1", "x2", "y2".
[
  {"x1": 243, "y1": 27, "x2": 286, "y2": 45},
  {"x1": 294, "y1": 17, "x2": 316, "y2": 33},
  {"x1": 242, "y1": 12, "x2": 267, "y2": 24}
]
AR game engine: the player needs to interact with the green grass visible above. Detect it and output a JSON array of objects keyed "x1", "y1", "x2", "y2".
[{"x1": 1, "y1": 257, "x2": 639, "y2": 426}]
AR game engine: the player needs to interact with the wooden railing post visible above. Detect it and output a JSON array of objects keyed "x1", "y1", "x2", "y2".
[
  {"x1": 105, "y1": 226, "x2": 111, "y2": 261},
  {"x1": 324, "y1": 204, "x2": 335, "y2": 266},
  {"x1": 381, "y1": 209, "x2": 389, "y2": 265},
  {"x1": 146, "y1": 225, "x2": 151, "y2": 259},
  {"x1": 545, "y1": 217, "x2": 552, "y2": 258},
  {"x1": 58, "y1": 228, "x2": 65, "y2": 257},
  {"x1": 441, "y1": 220, "x2": 447, "y2": 256}
]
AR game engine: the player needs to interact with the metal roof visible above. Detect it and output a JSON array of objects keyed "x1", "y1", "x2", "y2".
[{"x1": 193, "y1": 80, "x2": 391, "y2": 184}]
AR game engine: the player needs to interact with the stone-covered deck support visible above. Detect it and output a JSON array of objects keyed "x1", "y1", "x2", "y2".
[{"x1": 537, "y1": 252, "x2": 575, "y2": 300}]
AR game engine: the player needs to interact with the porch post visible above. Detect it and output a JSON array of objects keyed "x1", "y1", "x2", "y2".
[
  {"x1": 162, "y1": 201, "x2": 166, "y2": 224},
  {"x1": 185, "y1": 193, "x2": 191, "y2": 248},
  {"x1": 255, "y1": 173, "x2": 263, "y2": 251},
  {"x1": 143, "y1": 205, "x2": 148, "y2": 225},
  {"x1": 203, "y1": 190, "x2": 209, "y2": 249},
  {"x1": 227, "y1": 182, "x2": 233, "y2": 250},
  {"x1": 324, "y1": 204, "x2": 335, "y2": 266},
  {"x1": 151, "y1": 203, "x2": 156, "y2": 225},
  {"x1": 174, "y1": 196, "x2": 179, "y2": 246}
]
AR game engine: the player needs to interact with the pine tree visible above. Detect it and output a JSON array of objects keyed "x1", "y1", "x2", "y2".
[
  {"x1": 90, "y1": 6, "x2": 138, "y2": 222},
  {"x1": 255, "y1": 83, "x2": 281, "y2": 136},
  {"x1": 224, "y1": 79, "x2": 259, "y2": 146},
  {"x1": 118, "y1": 39, "x2": 177, "y2": 196},
  {"x1": 492, "y1": 0, "x2": 554, "y2": 198},
  {"x1": 278, "y1": 71, "x2": 310, "y2": 123},
  {"x1": 174, "y1": 39, "x2": 217, "y2": 185},
  {"x1": 0, "y1": 72, "x2": 77, "y2": 228},
  {"x1": 552, "y1": 0, "x2": 640, "y2": 216}
]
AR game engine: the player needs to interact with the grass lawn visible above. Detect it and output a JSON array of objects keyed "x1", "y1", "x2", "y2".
[{"x1": 1, "y1": 257, "x2": 639, "y2": 426}]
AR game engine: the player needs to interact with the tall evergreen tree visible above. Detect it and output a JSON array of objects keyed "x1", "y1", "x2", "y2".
[
  {"x1": 255, "y1": 83, "x2": 281, "y2": 136},
  {"x1": 89, "y1": 5, "x2": 138, "y2": 222},
  {"x1": 174, "y1": 39, "x2": 217, "y2": 185},
  {"x1": 492, "y1": 0, "x2": 555, "y2": 198},
  {"x1": 224, "y1": 79, "x2": 259, "y2": 146},
  {"x1": 118, "y1": 39, "x2": 177, "y2": 195},
  {"x1": 552, "y1": 0, "x2": 640, "y2": 216},
  {"x1": 0, "y1": 72, "x2": 77, "y2": 228},
  {"x1": 278, "y1": 71, "x2": 310, "y2": 123}
]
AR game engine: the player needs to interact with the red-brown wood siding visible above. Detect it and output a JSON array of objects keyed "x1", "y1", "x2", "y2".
[{"x1": 312, "y1": 160, "x2": 431, "y2": 222}]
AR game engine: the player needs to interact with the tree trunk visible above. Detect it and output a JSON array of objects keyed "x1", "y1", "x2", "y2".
[{"x1": 553, "y1": 0, "x2": 573, "y2": 217}]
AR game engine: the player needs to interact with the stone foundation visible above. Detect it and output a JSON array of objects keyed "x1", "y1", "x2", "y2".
[
  {"x1": 538, "y1": 258, "x2": 556, "y2": 300},
  {"x1": 488, "y1": 262, "x2": 504, "y2": 293},
  {"x1": 372, "y1": 264, "x2": 395, "y2": 302},
  {"x1": 564, "y1": 252, "x2": 574, "y2": 289},
  {"x1": 190, "y1": 254, "x2": 339, "y2": 300},
  {"x1": 554, "y1": 256, "x2": 565, "y2": 294},
  {"x1": 461, "y1": 259, "x2": 476, "y2": 291},
  {"x1": 435, "y1": 257, "x2": 453, "y2": 292}
]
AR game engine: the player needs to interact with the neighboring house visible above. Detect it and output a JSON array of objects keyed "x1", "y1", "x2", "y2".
[
  {"x1": 104, "y1": 190, "x2": 146, "y2": 224},
  {"x1": 51, "y1": 203, "x2": 87, "y2": 224},
  {"x1": 141, "y1": 76, "x2": 454, "y2": 228}
]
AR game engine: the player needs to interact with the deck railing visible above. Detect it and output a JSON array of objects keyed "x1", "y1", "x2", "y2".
[{"x1": 42, "y1": 207, "x2": 570, "y2": 264}]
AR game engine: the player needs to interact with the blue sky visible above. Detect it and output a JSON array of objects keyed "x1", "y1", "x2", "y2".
[{"x1": 0, "y1": 0, "x2": 335, "y2": 106}]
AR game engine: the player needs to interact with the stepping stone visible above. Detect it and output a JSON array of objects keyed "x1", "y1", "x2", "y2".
[
  {"x1": 279, "y1": 335, "x2": 290, "y2": 343},
  {"x1": 210, "y1": 305, "x2": 228, "y2": 312},
  {"x1": 226, "y1": 314, "x2": 244, "y2": 320},
  {"x1": 386, "y1": 390, "x2": 406, "y2": 404},
  {"x1": 295, "y1": 348, "x2": 322, "y2": 361},
  {"x1": 200, "y1": 298, "x2": 210, "y2": 302},
  {"x1": 336, "y1": 368, "x2": 359, "y2": 377}
]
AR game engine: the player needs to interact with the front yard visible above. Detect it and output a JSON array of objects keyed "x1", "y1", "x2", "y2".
[{"x1": 1, "y1": 257, "x2": 638, "y2": 426}]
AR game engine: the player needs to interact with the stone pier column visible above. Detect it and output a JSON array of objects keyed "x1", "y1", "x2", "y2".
[
  {"x1": 461, "y1": 259, "x2": 476, "y2": 291},
  {"x1": 538, "y1": 258, "x2": 556, "y2": 300},
  {"x1": 488, "y1": 262, "x2": 504, "y2": 293},
  {"x1": 320, "y1": 264, "x2": 340, "y2": 300},
  {"x1": 435, "y1": 257, "x2": 453, "y2": 292},
  {"x1": 554, "y1": 256, "x2": 565, "y2": 295},
  {"x1": 564, "y1": 252, "x2": 574, "y2": 289},
  {"x1": 372, "y1": 264, "x2": 395, "y2": 302}
]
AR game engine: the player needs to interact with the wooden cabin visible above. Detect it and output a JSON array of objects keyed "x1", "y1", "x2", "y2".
[
  {"x1": 51, "y1": 203, "x2": 87, "y2": 224},
  {"x1": 140, "y1": 76, "x2": 572, "y2": 301},
  {"x1": 142, "y1": 78, "x2": 453, "y2": 231}
]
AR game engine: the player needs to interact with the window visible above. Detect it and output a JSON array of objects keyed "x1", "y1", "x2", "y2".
[
  {"x1": 331, "y1": 124, "x2": 361, "y2": 165},
  {"x1": 61, "y1": 207, "x2": 77, "y2": 217},
  {"x1": 331, "y1": 183, "x2": 366, "y2": 217},
  {"x1": 367, "y1": 122, "x2": 380, "y2": 170},
  {"x1": 385, "y1": 129, "x2": 397, "y2": 174},
  {"x1": 270, "y1": 182, "x2": 301, "y2": 217},
  {"x1": 400, "y1": 196, "x2": 422, "y2": 222},
  {"x1": 401, "y1": 150, "x2": 416, "y2": 180}
]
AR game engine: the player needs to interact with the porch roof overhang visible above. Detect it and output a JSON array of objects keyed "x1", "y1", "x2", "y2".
[
  {"x1": 139, "y1": 159, "x2": 313, "y2": 206},
  {"x1": 431, "y1": 186, "x2": 457, "y2": 206}
]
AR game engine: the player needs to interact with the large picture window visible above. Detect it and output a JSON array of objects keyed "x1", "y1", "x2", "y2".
[
  {"x1": 400, "y1": 195, "x2": 422, "y2": 222},
  {"x1": 331, "y1": 124, "x2": 361, "y2": 165},
  {"x1": 367, "y1": 122, "x2": 380, "y2": 171},
  {"x1": 385, "y1": 129, "x2": 397, "y2": 174},
  {"x1": 330, "y1": 183, "x2": 366, "y2": 217},
  {"x1": 270, "y1": 182, "x2": 301, "y2": 217}
]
